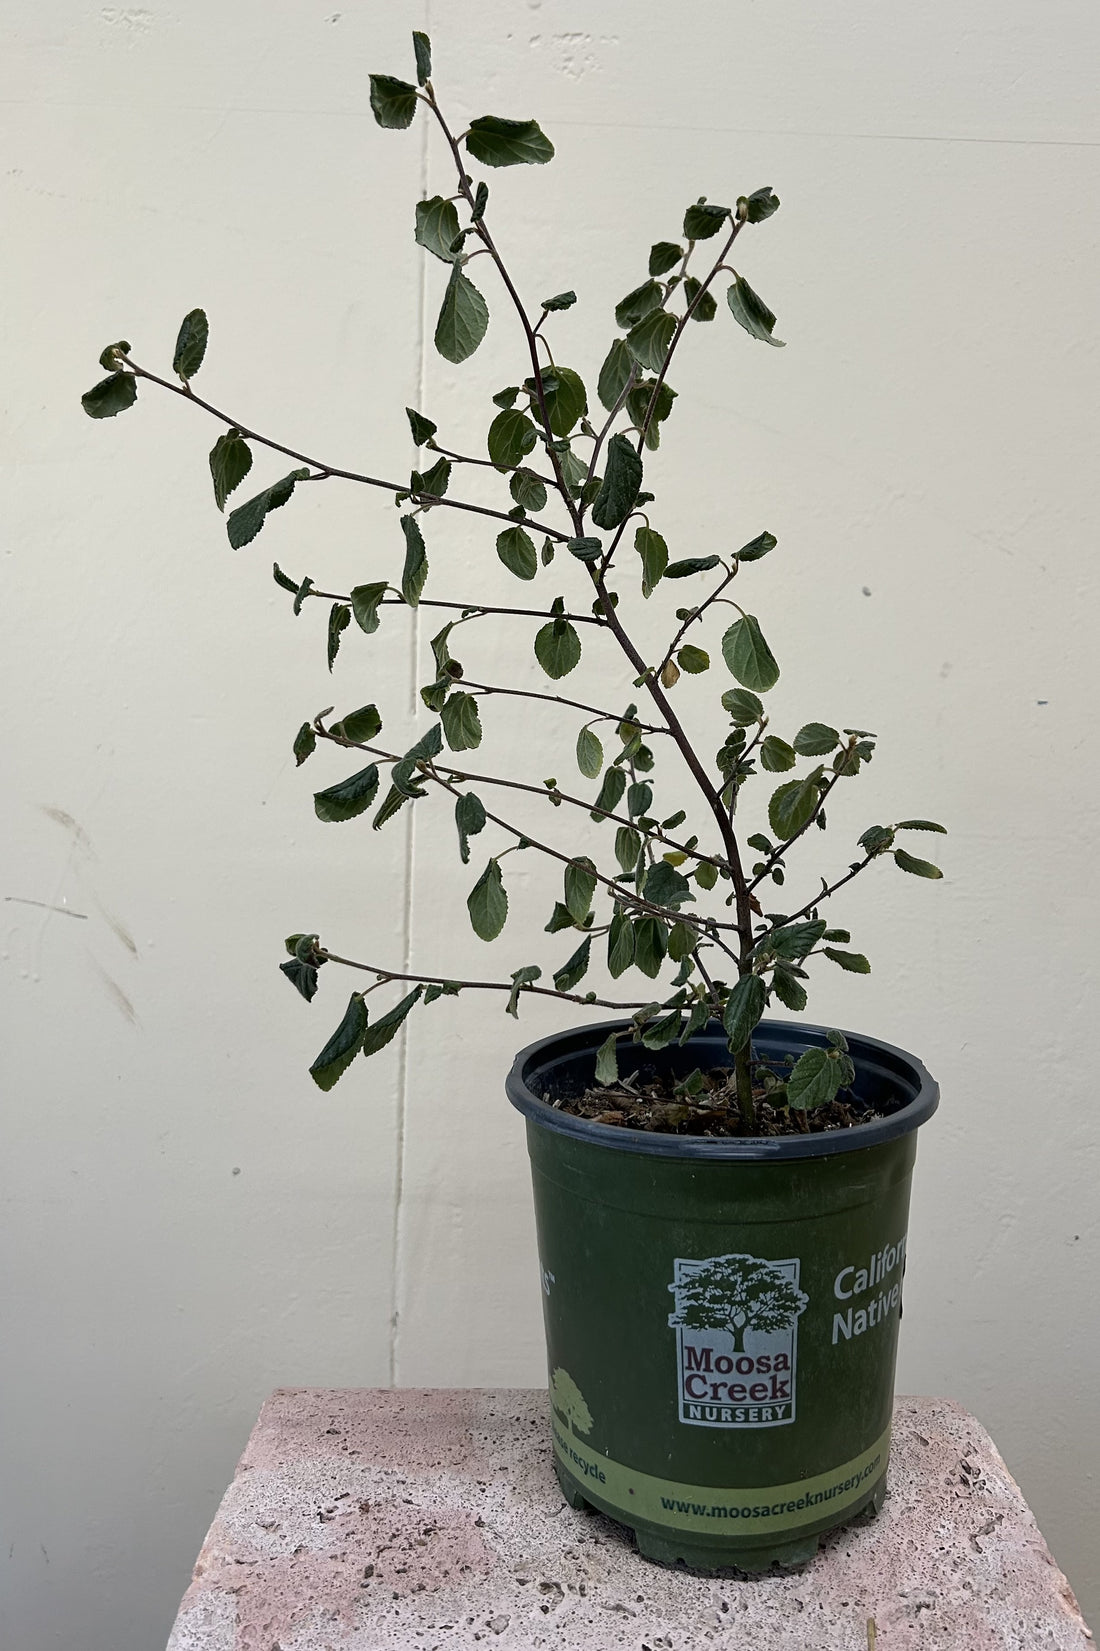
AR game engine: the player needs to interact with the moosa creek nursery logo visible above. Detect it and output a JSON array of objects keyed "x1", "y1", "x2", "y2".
[{"x1": 668, "y1": 1253, "x2": 808, "y2": 1428}]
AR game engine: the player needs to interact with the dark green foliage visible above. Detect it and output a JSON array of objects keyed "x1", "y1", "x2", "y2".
[
  {"x1": 172, "y1": 309, "x2": 208, "y2": 378},
  {"x1": 227, "y1": 469, "x2": 309, "y2": 549},
  {"x1": 465, "y1": 116, "x2": 554, "y2": 167},
  {"x1": 81, "y1": 372, "x2": 137, "y2": 418}
]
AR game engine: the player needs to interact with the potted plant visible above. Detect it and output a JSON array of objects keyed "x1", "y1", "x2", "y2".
[{"x1": 81, "y1": 32, "x2": 945, "y2": 1572}]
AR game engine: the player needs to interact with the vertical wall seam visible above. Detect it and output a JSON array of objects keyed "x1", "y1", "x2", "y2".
[{"x1": 389, "y1": 0, "x2": 432, "y2": 1389}]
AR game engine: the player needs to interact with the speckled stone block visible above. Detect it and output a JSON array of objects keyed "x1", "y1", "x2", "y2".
[{"x1": 166, "y1": 1390, "x2": 1091, "y2": 1651}]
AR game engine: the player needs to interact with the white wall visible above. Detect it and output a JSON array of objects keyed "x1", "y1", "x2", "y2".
[{"x1": 3, "y1": 3, "x2": 1097, "y2": 1645}]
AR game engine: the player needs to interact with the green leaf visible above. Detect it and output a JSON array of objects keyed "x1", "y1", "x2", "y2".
[
  {"x1": 465, "y1": 115, "x2": 554, "y2": 167},
  {"x1": 98, "y1": 340, "x2": 130, "y2": 370},
  {"x1": 411, "y1": 29, "x2": 432, "y2": 84},
  {"x1": 541, "y1": 365, "x2": 587, "y2": 436},
  {"x1": 553, "y1": 936, "x2": 591, "y2": 993},
  {"x1": 642, "y1": 1010, "x2": 686, "y2": 1051},
  {"x1": 209, "y1": 429, "x2": 252, "y2": 512},
  {"x1": 415, "y1": 195, "x2": 462, "y2": 262},
  {"x1": 894, "y1": 848, "x2": 943, "y2": 879},
  {"x1": 362, "y1": 986, "x2": 423, "y2": 1055},
  {"x1": 824, "y1": 948, "x2": 871, "y2": 973},
  {"x1": 614, "y1": 826, "x2": 641, "y2": 874},
  {"x1": 634, "y1": 526, "x2": 668, "y2": 598},
  {"x1": 487, "y1": 407, "x2": 537, "y2": 467},
  {"x1": 760, "y1": 735, "x2": 796, "y2": 772},
  {"x1": 369, "y1": 74, "x2": 418, "y2": 129},
  {"x1": 694, "y1": 861, "x2": 719, "y2": 890},
  {"x1": 81, "y1": 372, "x2": 137, "y2": 419},
  {"x1": 545, "y1": 901, "x2": 576, "y2": 934},
  {"x1": 591, "y1": 765, "x2": 626, "y2": 821},
  {"x1": 615, "y1": 280, "x2": 664, "y2": 330},
  {"x1": 327, "y1": 602, "x2": 351, "y2": 670},
  {"x1": 597, "y1": 338, "x2": 634, "y2": 412},
  {"x1": 822, "y1": 928, "x2": 850, "y2": 943},
  {"x1": 293, "y1": 576, "x2": 314, "y2": 615},
  {"x1": 293, "y1": 722, "x2": 316, "y2": 766},
  {"x1": 567, "y1": 536, "x2": 602, "y2": 563},
  {"x1": 534, "y1": 615, "x2": 581, "y2": 679},
  {"x1": 627, "y1": 780, "x2": 652, "y2": 818},
  {"x1": 683, "y1": 276, "x2": 717, "y2": 322},
  {"x1": 492, "y1": 386, "x2": 519, "y2": 410},
  {"x1": 787, "y1": 1047, "x2": 841, "y2": 1111},
  {"x1": 666, "y1": 555, "x2": 720, "y2": 578},
  {"x1": 591, "y1": 433, "x2": 642, "y2": 530},
  {"x1": 607, "y1": 907, "x2": 635, "y2": 977},
  {"x1": 677, "y1": 644, "x2": 710, "y2": 674},
  {"x1": 727, "y1": 273, "x2": 785, "y2": 346},
  {"x1": 764, "y1": 922, "x2": 827, "y2": 960},
  {"x1": 721, "y1": 687, "x2": 764, "y2": 725},
  {"x1": 740, "y1": 185, "x2": 780, "y2": 223},
  {"x1": 273, "y1": 563, "x2": 298, "y2": 597},
  {"x1": 507, "y1": 965, "x2": 542, "y2": 1018},
  {"x1": 331, "y1": 703, "x2": 382, "y2": 744},
  {"x1": 413, "y1": 455, "x2": 450, "y2": 499},
  {"x1": 564, "y1": 857, "x2": 597, "y2": 923},
  {"x1": 400, "y1": 514, "x2": 428, "y2": 605},
  {"x1": 769, "y1": 777, "x2": 820, "y2": 841},
  {"x1": 455, "y1": 790, "x2": 486, "y2": 864},
  {"x1": 541, "y1": 290, "x2": 577, "y2": 311},
  {"x1": 736, "y1": 530, "x2": 777, "y2": 562},
  {"x1": 594, "y1": 1031, "x2": 619, "y2": 1085},
  {"x1": 633, "y1": 916, "x2": 668, "y2": 979},
  {"x1": 314, "y1": 763, "x2": 380, "y2": 823},
  {"x1": 641, "y1": 860, "x2": 694, "y2": 909},
  {"x1": 649, "y1": 241, "x2": 682, "y2": 276},
  {"x1": 227, "y1": 468, "x2": 309, "y2": 549},
  {"x1": 280, "y1": 957, "x2": 319, "y2": 1001},
  {"x1": 435, "y1": 266, "x2": 489, "y2": 364},
  {"x1": 625, "y1": 378, "x2": 677, "y2": 449},
  {"x1": 667, "y1": 921, "x2": 696, "y2": 963},
  {"x1": 468, "y1": 859, "x2": 508, "y2": 940},
  {"x1": 560, "y1": 731, "x2": 604, "y2": 793},
  {"x1": 793, "y1": 722, "x2": 840, "y2": 756},
  {"x1": 310, "y1": 993, "x2": 369, "y2": 1090},
  {"x1": 406, "y1": 407, "x2": 437, "y2": 445},
  {"x1": 722, "y1": 614, "x2": 780, "y2": 691},
  {"x1": 771, "y1": 965, "x2": 808, "y2": 1013},
  {"x1": 859, "y1": 824, "x2": 895, "y2": 854},
  {"x1": 510, "y1": 469, "x2": 547, "y2": 511},
  {"x1": 441, "y1": 692, "x2": 483, "y2": 752},
  {"x1": 897, "y1": 820, "x2": 947, "y2": 833},
  {"x1": 722, "y1": 973, "x2": 765, "y2": 1052},
  {"x1": 350, "y1": 581, "x2": 388, "y2": 634},
  {"x1": 496, "y1": 525, "x2": 538, "y2": 581},
  {"x1": 172, "y1": 308, "x2": 208, "y2": 378},
  {"x1": 683, "y1": 200, "x2": 729, "y2": 239},
  {"x1": 625, "y1": 309, "x2": 677, "y2": 373}
]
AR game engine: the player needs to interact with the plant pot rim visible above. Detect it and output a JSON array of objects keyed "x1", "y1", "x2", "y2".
[{"x1": 506, "y1": 1016, "x2": 938, "y2": 1162}]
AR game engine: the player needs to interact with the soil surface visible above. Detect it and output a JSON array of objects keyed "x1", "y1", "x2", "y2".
[{"x1": 552, "y1": 1064, "x2": 886, "y2": 1138}]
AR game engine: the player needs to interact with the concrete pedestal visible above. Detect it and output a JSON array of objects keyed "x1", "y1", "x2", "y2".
[{"x1": 166, "y1": 1390, "x2": 1091, "y2": 1650}]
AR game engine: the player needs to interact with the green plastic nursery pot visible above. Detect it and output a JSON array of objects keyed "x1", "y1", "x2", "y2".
[{"x1": 506, "y1": 1018, "x2": 938, "y2": 1572}]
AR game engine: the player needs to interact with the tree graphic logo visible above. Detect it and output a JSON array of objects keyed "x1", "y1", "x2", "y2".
[
  {"x1": 550, "y1": 1367, "x2": 593, "y2": 1435},
  {"x1": 668, "y1": 1253, "x2": 808, "y2": 1430}
]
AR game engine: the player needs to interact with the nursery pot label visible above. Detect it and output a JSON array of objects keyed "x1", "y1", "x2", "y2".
[{"x1": 668, "y1": 1252, "x2": 807, "y2": 1428}]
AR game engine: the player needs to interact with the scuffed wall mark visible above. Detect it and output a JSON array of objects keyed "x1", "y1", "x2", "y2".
[
  {"x1": 99, "y1": 8, "x2": 155, "y2": 31},
  {"x1": 528, "y1": 32, "x2": 619, "y2": 80},
  {"x1": 94, "y1": 898, "x2": 138, "y2": 956},
  {"x1": 89, "y1": 954, "x2": 139, "y2": 1026},
  {"x1": 4, "y1": 897, "x2": 88, "y2": 920},
  {"x1": 41, "y1": 807, "x2": 95, "y2": 859}
]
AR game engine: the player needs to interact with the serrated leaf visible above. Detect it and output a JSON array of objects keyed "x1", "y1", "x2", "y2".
[
  {"x1": 227, "y1": 468, "x2": 310, "y2": 549},
  {"x1": 81, "y1": 372, "x2": 137, "y2": 419},
  {"x1": 722, "y1": 974, "x2": 765, "y2": 1052},
  {"x1": 407, "y1": 407, "x2": 437, "y2": 445},
  {"x1": 415, "y1": 195, "x2": 461, "y2": 262},
  {"x1": 362, "y1": 986, "x2": 423, "y2": 1055},
  {"x1": 597, "y1": 338, "x2": 634, "y2": 412},
  {"x1": 487, "y1": 407, "x2": 537, "y2": 468},
  {"x1": 350, "y1": 581, "x2": 388, "y2": 634},
  {"x1": 172, "y1": 308, "x2": 208, "y2": 378},
  {"x1": 273, "y1": 562, "x2": 298, "y2": 593},
  {"x1": 594, "y1": 1031, "x2": 619, "y2": 1085},
  {"x1": 465, "y1": 115, "x2": 554, "y2": 167},
  {"x1": 553, "y1": 936, "x2": 591, "y2": 993},
  {"x1": 894, "y1": 848, "x2": 943, "y2": 879},
  {"x1": 591, "y1": 433, "x2": 642, "y2": 530},
  {"x1": 633, "y1": 916, "x2": 668, "y2": 979},
  {"x1": 413, "y1": 455, "x2": 450, "y2": 498},
  {"x1": 541, "y1": 365, "x2": 587, "y2": 436},
  {"x1": 764, "y1": 921, "x2": 827, "y2": 961},
  {"x1": 369, "y1": 74, "x2": 418, "y2": 129},
  {"x1": 625, "y1": 308, "x2": 677, "y2": 373},
  {"x1": 896, "y1": 819, "x2": 947, "y2": 833},
  {"x1": 280, "y1": 957, "x2": 319, "y2": 1001},
  {"x1": 694, "y1": 861, "x2": 719, "y2": 890},
  {"x1": 510, "y1": 469, "x2": 547, "y2": 510},
  {"x1": 309, "y1": 993, "x2": 368, "y2": 1091},
  {"x1": 760, "y1": 735, "x2": 796, "y2": 771},
  {"x1": 683, "y1": 200, "x2": 729, "y2": 239},
  {"x1": 642, "y1": 1010, "x2": 686, "y2": 1051},
  {"x1": 736, "y1": 530, "x2": 777, "y2": 562},
  {"x1": 607, "y1": 906, "x2": 635, "y2": 976},
  {"x1": 787, "y1": 1046, "x2": 841, "y2": 1111},
  {"x1": 293, "y1": 723, "x2": 316, "y2": 766},
  {"x1": 722, "y1": 614, "x2": 780, "y2": 691},
  {"x1": 741, "y1": 185, "x2": 780, "y2": 223},
  {"x1": 625, "y1": 377, "x2": 677, "y2": 449},
  {"x1": 506, "y1": 965, "x2": 542, "y2": 1018},
  {"x1": 575, "y1": 726, "x2": 604, "y2": 780},
  {"x1": 327, "y1": 602, "x2": 351, "y2": 670},
  {"x1": 567, "y1": 536, "x2": 602, "y2": 563},
  {"x1": 564, "y1": 857, "x2": 597, "y2": 923},
  {"x1": 591, "y1": 765, "x2": 626, "y2": 821},
  {"x1": 683, "y1": 276, "x2": 717, "y2": 322},
  {"x1": 727, "y1": 273, "x2": 785, "y2": 346},
  {"x1": 771, "y1": 965, "x2": 808, "y2": 1012},
  {"x1": 649, "y1": 241, "x2": 682, "y2": 276},
  {"x1": 722, "y1": 687, "x2": 764, "y2": 724},
  {"x1": 400, "y1": 514, "x2": 428, "y2": 605},
  {"x1": 614, "y1": 825, "x2": 641, "y2": 874},
  {"x1": 496, "y1": 525, "x2": 538, "y2": 581},
  {"x1": 769, "y1": 778, "x2": 820, "y2": 841},
  {"x1": 667, "y1": 922, "x2": 695, "y2": 963},
  {"x1": 634, "y1": 526, "x2": 668, "y2": 598},
  {"x1": 412, "y1": 29, "x2": 432, "y2": 84},
  {"x1": 615, "y1": 280, "x2": 664, "y2": 330},
  {"x1": 824, "y1": 948, "x2": 871, "y2": 973},
  {"x1": 468, "y1": 859, "x2": 508, "y2": 940},
  {"x1": 454, "y1": 790, "x2": 486, "y2": 864},
  {"x1": 314, "y1": 763, "x2": 380, "y2": 823},
  {"x1": 293, "y1": 577, "x2": 314, "y2": 616},
  {"x1": 545, "y1": 901, "x2": 576, "y2": 934},
  {"x1": 666, "y1": 555, "x2": 720, "y2": 578},
  {"x1": 641, "y1": 860, "x2": 694, "y2": 910},
  {"x1": 441, "y1": 691, "x2": 483, "y2": 752},
  {"x1": 209, "y1": 429, "x2": 252, "y2": 511},
  {"x1": 794, "y1": 722, "x2": 840, "y2": 755},
  {"x1": 677, "y1": 644, "x2": 709, "y2": 674},
  {"x1": 332, "y1": 703, "x2": 382, "y2": 744},
  {"x1": 435, "y1": 266, "x2": 489, "y2": 364},
  {"x1": 859, "y1": 824, "x2": 896, "y2": 854},
  {"x1": 541, "y1": 290, "x2": 577, "y2": 311}
]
